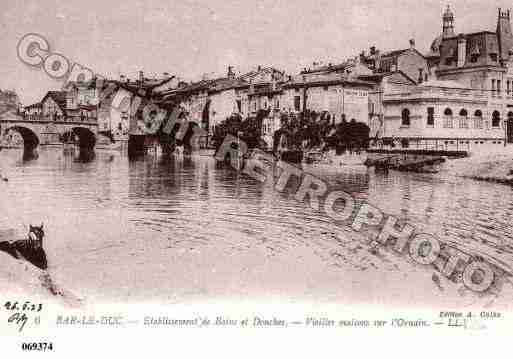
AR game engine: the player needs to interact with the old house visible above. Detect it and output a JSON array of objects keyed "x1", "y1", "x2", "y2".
[
  {"x1": 41, "y1": 91, "x2": 67, "y2": 121},
  {"x1": 240, "y1": 66, "x2": 286, "y2": 116},
  {"x1": 281, "y1": 70, "x2": 374, "y2": 125}
]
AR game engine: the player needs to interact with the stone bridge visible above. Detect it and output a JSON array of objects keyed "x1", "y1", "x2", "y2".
[{"x1": 0, "y1": 112, "x2": 98, "y2": 151}]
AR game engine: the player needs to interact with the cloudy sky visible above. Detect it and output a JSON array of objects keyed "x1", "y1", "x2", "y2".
[{"x1": 1, "y1": 0, "x2": 512, "y2": 104}]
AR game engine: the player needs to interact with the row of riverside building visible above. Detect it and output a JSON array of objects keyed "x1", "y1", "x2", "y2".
[{"x1": 19, "y1": 5, "x2": 513, "y2": 153}]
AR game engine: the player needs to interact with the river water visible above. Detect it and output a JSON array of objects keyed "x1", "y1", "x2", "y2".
[{"x1": 1, "y1": 147, "x2": 513, "y2": 306}]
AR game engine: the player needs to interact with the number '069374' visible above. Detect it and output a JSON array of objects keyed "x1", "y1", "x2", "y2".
[{"x1": 21, "y1": 342, "x2": 54, "y2": 351}]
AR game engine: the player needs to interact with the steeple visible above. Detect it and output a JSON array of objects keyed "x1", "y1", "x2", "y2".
[{"x1": 442, "y1": 5, "x2": 455, "y2": 38}]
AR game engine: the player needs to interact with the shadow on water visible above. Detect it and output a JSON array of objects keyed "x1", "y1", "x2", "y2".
[
  {"x1": 22, "y1": 148, "x2": 39, "y2": 162},
  {"x1": 74, "y1": 148, "x2": 95, "y2": 163}
]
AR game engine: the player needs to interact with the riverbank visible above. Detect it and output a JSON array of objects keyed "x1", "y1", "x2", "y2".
[
  {"x1": 0, "y1": 251, "x2": 82, "y2": 307},
  {"x1": 444, "y1": 149, "x2": 513, "y2": 185}
]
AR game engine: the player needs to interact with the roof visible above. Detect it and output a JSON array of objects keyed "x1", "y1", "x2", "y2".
[
  {"x1": 420, "y1": 79, "x2": 467, "y2": 89},
  {"x1": 380, "y1": 48, "x2": 410, "y2": 58},
  {"x1": 208, "y1": 77, "x2": 247, "y2": 93},
  {"x1": 284, "y1": 72, "x2": 374, "y2": 88},
  {"x1": 437, "y1": 31, "x2": 502, "y2": 70},
  {"x1": 426, "y1": 35, "x2": 443, "y2": 58},
  {"x1": 41, "y1": 91, "x2": 67, "y2": 112},
  {"x1": 113, "y1": 76, "x2": 176, "y2": 95},
  {"x1": 239, "y1": 67, "x2": 284, "y2": 80},
  {"x1": 358, "y1": 70, "x2": 417, "y2": 85},
  {"x1": 25, "y1": 102, "x2": 42, "y2": 109},
  {"x1": 300, "y1": 62, "x2": 351, "y2": 74},
  {"x1": 443, "y1": 31, "x2": 497, "y2": 40}
]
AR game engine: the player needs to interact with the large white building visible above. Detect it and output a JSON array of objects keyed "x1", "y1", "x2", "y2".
[{"x1": 373, "y1": 6, "x2": 513, "y2": 153}]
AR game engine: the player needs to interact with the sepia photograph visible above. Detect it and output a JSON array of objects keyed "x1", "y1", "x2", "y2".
[{"x1": 0, "y1": 0, "x2": 512, "y2": 356}]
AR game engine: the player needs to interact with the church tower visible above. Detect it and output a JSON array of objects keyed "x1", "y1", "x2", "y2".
[
  {"x1": 497, "y1": 8, "x2": 513, "y2": 64},
  {"x1": 442, "y1": 5, "x2": 455, "y2": 38}
]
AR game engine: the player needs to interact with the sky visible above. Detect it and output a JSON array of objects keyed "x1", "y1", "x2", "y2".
[{"x1": 1, "y1": 0, "x2": 513, "y2": 105}]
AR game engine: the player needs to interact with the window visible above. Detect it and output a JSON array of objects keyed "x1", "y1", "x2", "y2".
[
  {"x1": 401, "y1": 108, "x2": 410, "y2": 127},
  {"x1": 492, "y1": 111, "x2": 501, "y2": 128},
  {"x1": 427, "y1": 107, "x2": 435, "y2": 127},
  {"x1": 508, "y1": 81, "x2": 511, "y2": 95},
  {"x1": 492, "y1": 79, "x2": 496, "y2": 93},
  {"x1": 294, "y1": 96, "x2": 301, "y2": 111},
  {"x1": 474, "y1": 110, "x2": 483, "y2": 129},
  {"x1": 459, "y1": 109, "x2": 469, "y2": 128},
  {"x1": 443, "y1": 108, "x2": 453, "y2": 128},
  {"x1": 490, "y1": 53, "x2": 498, "y2": 62},
  {"x1": 498, "y1": 80, "x2": 502, "y2": 93}
]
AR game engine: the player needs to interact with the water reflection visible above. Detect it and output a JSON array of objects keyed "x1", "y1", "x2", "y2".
[
  {"x1": 22, "y1": 148, "x2": 38, "y2": 162},
  {"x1": 1, "y1": 147, "x2": 513, "y2": 302}
]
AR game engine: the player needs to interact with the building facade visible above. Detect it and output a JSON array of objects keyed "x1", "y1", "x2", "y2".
[
  {"x1": 376, "y1": 6, "x2": 513, "y2": 152},
  {"x1": 380, "y1": 80, "x2": 510, "y2": 152},
  {"x1": 281, "y1": 71, "x2": 374, "y2": 125}
]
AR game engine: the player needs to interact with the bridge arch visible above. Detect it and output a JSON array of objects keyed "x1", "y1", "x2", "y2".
[
  {"x1": 71, "y1": 127, "x2": 96, "y2": 149},
  {"x1": 3, "y1": 126, "x2": 40, "y2": 149}
]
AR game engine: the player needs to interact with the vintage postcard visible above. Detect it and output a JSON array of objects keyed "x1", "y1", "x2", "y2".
[{"x1": 1, "y1": 0, "x2": 512, "y2": 356}]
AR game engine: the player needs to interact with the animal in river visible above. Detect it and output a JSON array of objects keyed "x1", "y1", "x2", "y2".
[{"x1": 0, "y1": 224, "x2": 48, "y2": 270}]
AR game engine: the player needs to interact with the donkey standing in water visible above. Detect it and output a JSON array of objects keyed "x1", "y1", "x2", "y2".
[{"x1": 0, "y1": 224, "x2": 48, "y2": 270}]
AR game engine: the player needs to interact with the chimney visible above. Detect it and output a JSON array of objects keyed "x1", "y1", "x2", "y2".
[
  {"x1": 375, "y1": 49, "x2": 381, "y2": 70},
  {"x1": 497, "y1": 8, "x2": 513, "y2": 64},
  {"x1": 409, "y1": 39, "x2": 416, "y2": 49},
  {"x1": 139, "y1": 70, "x2": 144, "y2": 84},
  {"x1": 457, "y1": 34, "x2": 467, "y2": 67},
  {"x1": 227, "y1": 66, "x2": 235, "y2": 79},
  {"x1": 418, "y1": 68, "x2": 424, "y2": 84}
]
